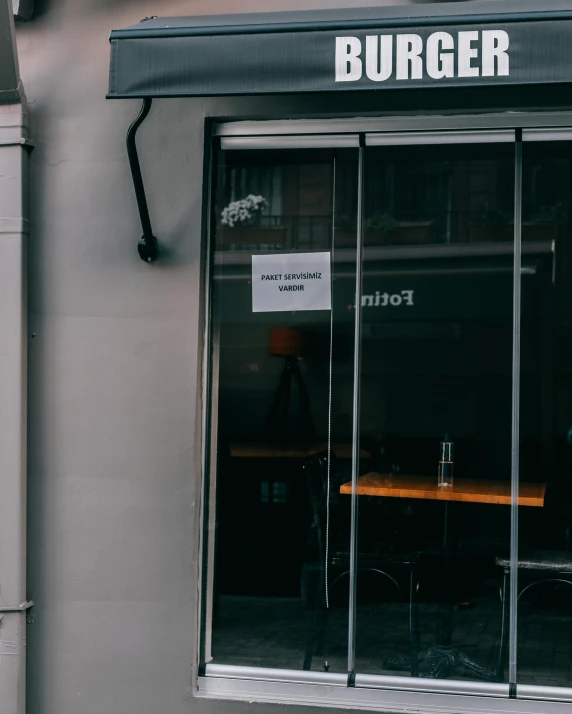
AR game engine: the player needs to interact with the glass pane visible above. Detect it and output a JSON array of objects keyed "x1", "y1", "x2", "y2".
[
  {"x1": 203, "y1": 146, "x2": 359, "y2": 673},
  {"x1": 355, "y1": 141, "x2": 515, "y2": 682},
  {"x1": 517, "y1": 140, "x2": 572, "y2": 689}
]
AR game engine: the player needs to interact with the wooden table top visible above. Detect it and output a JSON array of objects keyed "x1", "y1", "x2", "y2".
[
  {"x1": 340, "y1": 473, "x2": 546, "y2": 507},
  {"x1": 229, "y1": 442, "x2": 368, "y2": 459}
]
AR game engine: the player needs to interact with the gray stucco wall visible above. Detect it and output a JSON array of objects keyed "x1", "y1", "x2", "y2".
[
  {"x1": 15, "y1": 1, "x2": 401, "y2": 713},
  {"x1": 16, "y1": 1, "x2": 570, "y2": 713}
]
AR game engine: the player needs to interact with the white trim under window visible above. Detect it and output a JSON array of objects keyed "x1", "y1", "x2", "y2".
[{"x1": 197, "y1": 675, "x2": 572, "y2": 714}]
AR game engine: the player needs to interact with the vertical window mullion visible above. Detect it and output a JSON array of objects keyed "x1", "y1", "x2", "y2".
[
  {"x1": 199, "y1": 137, "x2": 219, "y2": 667},
  {"x1": 509, "y1": 129, "x2": 523, "y2": 690},
  {"x1": 348, "y1": 139, "x2": 365, "y2": 679}
]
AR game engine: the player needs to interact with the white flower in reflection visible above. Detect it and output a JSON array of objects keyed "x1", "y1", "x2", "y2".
[{"x1": 221, "y1": 194, "x2": 267, "y2": 227}]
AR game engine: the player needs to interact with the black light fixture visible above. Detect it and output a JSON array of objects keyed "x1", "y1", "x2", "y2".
[
  {"x1": 126, "y1": 97, "x2": 159, "y2": 263},
  {"x1": 125, "y1": 19, "x2": 159, "y2": 263}
]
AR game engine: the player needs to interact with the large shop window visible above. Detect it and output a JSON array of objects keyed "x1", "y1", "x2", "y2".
[{"x1": 200, "y1": 128, "x2": 572, "y2": 703}]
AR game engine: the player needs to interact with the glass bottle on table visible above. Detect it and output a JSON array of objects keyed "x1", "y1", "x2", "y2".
[{"x1": 438, "y1": 434, "x2": 454, "y2": 488}]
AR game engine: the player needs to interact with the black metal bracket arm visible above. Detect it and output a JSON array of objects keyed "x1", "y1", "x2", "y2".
[{"x1": 126, "y1": 97, "x2": 159, "y2": 263}]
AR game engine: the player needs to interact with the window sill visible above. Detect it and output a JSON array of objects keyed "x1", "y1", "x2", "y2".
[{"x1": 197, "y1": 671, "x2": 572, "y2": 714}]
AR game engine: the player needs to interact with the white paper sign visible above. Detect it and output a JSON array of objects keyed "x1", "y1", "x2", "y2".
[{"x1": 252, "y1": 252, "x2": 332, "y2": 313}]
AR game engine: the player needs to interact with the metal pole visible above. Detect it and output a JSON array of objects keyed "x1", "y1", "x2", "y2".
[
  {"x1": 0, "y1": 102, "x2": 28, "y2": 714},
  {"x1": 509, "y1": 129, "x2": 523, "y2": 692},
  {"x1": 348, "y1": 139, "x2": 365, "y2": 680}
]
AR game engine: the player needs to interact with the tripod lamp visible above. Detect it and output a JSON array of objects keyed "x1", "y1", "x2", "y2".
[{"x1": 265, "y1": 327, "x2": 317, "y2": 442}]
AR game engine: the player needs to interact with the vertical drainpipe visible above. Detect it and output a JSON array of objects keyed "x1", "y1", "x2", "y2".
[{"x1": 0, "y1": 99, "x2": 30, "y2": 714}]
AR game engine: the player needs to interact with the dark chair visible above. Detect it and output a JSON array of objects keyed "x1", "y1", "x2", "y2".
[
  {"x1": 495, "y1": 551, "x2": 572, "y2": 681},
  {"x1": 302, "y1": 451, "x2": 420, "y2": 675}
]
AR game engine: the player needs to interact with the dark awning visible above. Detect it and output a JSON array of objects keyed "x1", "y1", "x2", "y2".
[
  {"x1": 0, "y1": 0, "x2": 22, "y2": 103},
  {"x1": 108, "y1": 0, "x2": 572, "y2": 99}
]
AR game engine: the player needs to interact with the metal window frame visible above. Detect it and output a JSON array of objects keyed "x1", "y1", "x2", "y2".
[
  {"x1": 523, "y1": 128, "x2": 572, "y2": 142},
  {"x1": 198, "y1": 118, "x2": 572, "y2": 710},
  {"x1": 366, "y1": 130, "x2": 514, "y2": 146},
  {"x1": 509, "y1": 130, "x2": 523, "y2": 690},
  {"x1": 213, "y1": 111, "x2": 572, "y2": 139},
  {"x1": 220, "y1": 135, "x2": 360, "y2": 150},
  {"x1": 348, "y1": 141, "x2": 365, "y2": 677}
]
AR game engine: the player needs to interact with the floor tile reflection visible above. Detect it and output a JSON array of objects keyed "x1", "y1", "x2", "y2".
[{"x1": 212, "y1": 595, "x2": 572, "y2": 685}]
